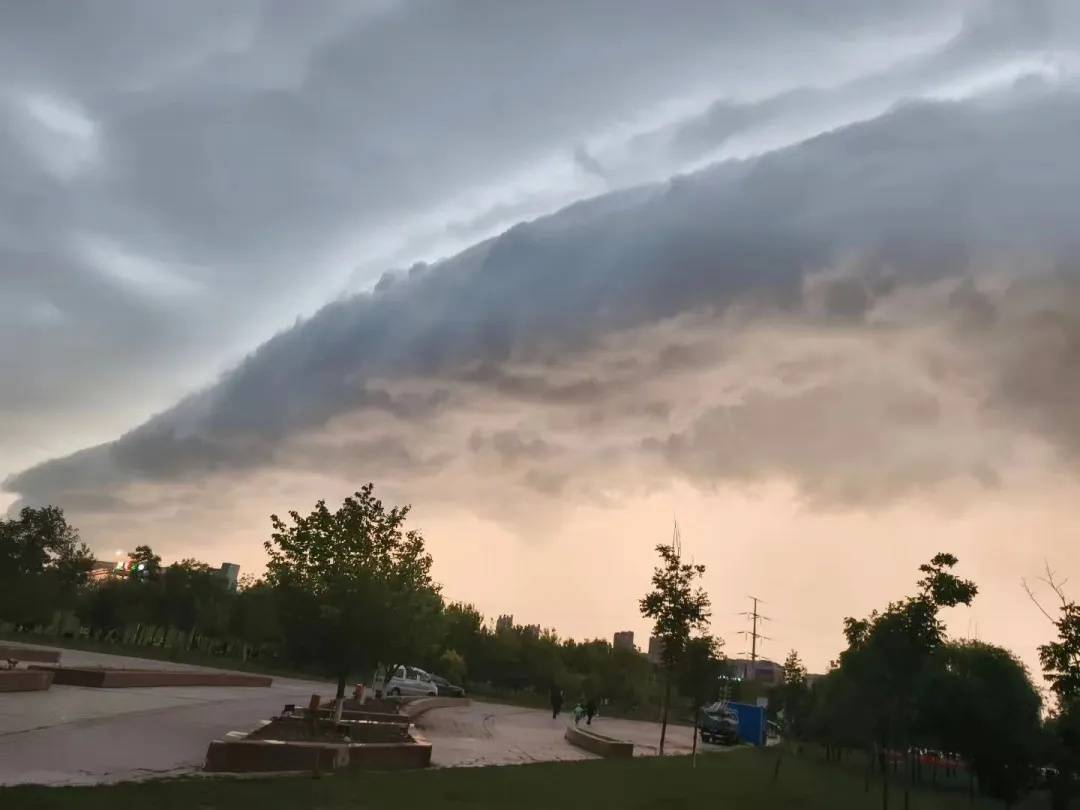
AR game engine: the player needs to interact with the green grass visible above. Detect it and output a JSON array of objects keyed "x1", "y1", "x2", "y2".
[{"x1": 1, "y1": 747, "x2": 1021, "y2": 810}]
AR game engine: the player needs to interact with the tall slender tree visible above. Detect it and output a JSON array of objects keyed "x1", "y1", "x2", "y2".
[{"x1": 640, "y1": 526, "x2": 711, "y2": 755}]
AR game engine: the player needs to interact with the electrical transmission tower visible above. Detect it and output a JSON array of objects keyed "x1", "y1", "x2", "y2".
[{"x1": 739, "y1": 595, "x2": 771, "y2": 664}]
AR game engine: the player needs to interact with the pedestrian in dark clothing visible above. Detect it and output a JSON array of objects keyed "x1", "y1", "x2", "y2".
[
  {"x1": 585, "y1": 697, "x2": 597, "y2": 725},
  {"x1": 550, "y1": 684, "x2": 563, "y2": 719}
]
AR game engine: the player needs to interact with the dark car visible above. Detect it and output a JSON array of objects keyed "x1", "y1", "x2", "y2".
[
  {"x1": 430, "y1": 674, "x2": 466, "y2": 698},
  {"x1": 698, "y1": 704, "x2": 739, "y2": 746}
]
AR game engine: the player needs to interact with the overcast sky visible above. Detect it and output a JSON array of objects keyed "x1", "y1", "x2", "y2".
[{"x1": 5, "y1": 0, "x2": 1080, "y2": 674}]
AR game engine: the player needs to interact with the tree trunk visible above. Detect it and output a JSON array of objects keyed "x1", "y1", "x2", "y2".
[
  {"x1": 658, "y1": 673, "x2": 672, "y2": 756},
  {"x1": 881, "y1": 743, "x2": 889, "y2": 810},
  {"x1": 691, "y1": 704, "x2": 699, "y2": 767},
  {"x1": 905, "y1": 747, "x2": 912, "y2": 810}
]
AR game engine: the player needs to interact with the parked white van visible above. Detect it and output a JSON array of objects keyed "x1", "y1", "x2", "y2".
[{"x1": 380, "y1": 665, "x2": 438, "y2": 697}]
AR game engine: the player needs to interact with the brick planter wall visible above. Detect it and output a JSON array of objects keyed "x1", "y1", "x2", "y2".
[
  {"x1": 30, "y1": 666, "x2": 271, "y2": 688},
  {"x1": 316, "y1": 707, "x2": 411, "y2": 725},
  {"x1": 0, "y1": 669, "x2": 54, "y2": 692},
  {"x1": 204, "y1": 733, "x2": 432, "y2": 773},
  {"x1": 564, "y1": 725, "x2": 634, "y2": 758},
  {"x1": 0, "y1": 645, "x2": 61, "y2": 664},
  {"x1": 401, "y1": 696, "x2": 471, "y2": 718}
]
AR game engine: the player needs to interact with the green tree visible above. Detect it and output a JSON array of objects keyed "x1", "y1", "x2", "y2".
[
  {"x1": 834, "y1": 553, "x2": 976, "y2": 808},
  {"x1": 678, "y1": 635, "x2": 724, "y2": 711},
  {"x1": 437, "y1": 648, "x2": 467, "y2": 685},
  {"x1": 918, "y1": 641, "x2": 1042, "y2": 804},
  {"x1": 229, "y1": 579, "x2": 281, "y2": 661},
  {"x1": 640, "y1": 536, "x2": 711, "y2": 755},
  {"x1": 777, "y1": 650, "x2": 811, "y2": 739},
  {"x1": 1026, "y1": 567, "x2": 1080, "y2": 809},
  {"x1": 0, "y1": 505, "x2": 93, "y2": 626},
  {"x1": 677, "y1": 634, "x2": 724, "y2": 762},
  {"x1": 264, "y1": 483, "x2": 441, "y2": 698},
  {"x1": 440, "y1": 602, "x2": 484, "y2": 681},
  {"x1": 127, "y1": 545, "x2": 162, "y2": 580}
]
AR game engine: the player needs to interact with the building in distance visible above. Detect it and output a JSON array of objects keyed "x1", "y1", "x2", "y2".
[
  {"x1": 728, "y1": 657, "x2": 784, "y2": 686},
  {"x1": 647, "y1": 636, "x2": 665, "y2": 665}
]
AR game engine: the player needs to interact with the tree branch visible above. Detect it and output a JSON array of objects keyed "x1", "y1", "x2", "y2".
[
  {"x1": 1038, "y1": 560, "x2": 1071, "y2": 608},
  {"x1": 1022, "y1": 577, "x2": 1056, "y2": 623}
]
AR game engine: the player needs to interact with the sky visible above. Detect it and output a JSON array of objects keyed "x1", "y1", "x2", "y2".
[{"x1": 4, "y1": 0, "x2": 1080, "y2": 677}]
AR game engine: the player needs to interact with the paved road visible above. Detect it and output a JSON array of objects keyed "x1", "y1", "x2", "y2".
[
  {"x1": 0, "y1": 643, "x2": 334, "y2": 785},
  {"x1": 1, "y1": 644, "x2": 730, "y2": 785},
  {"x1": 417, "y1": 701, "x2": 726, "y2": 767}
]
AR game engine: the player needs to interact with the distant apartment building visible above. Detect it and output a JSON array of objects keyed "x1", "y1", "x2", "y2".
[
  {"x1": 495, "y1": 614, "x2": 514, "y2": 633},
  {"x1": 88, "y1": 559, "x2": 121, "y2": 582},
  {"x1": 613, "y1": 631, "x2": 635, "y2": 651},
  {"x1": 216, "y1": 562, "x2": 241, "y2": 592},
  {"x1": 647, "y1": 636, "x2": 665, "y2": 665},
  {"x1": 87, "y1": 557, "x2": 240, "y2": 591},
  {"x1": 728, "y1": 657, "x2": 784, "y2": 686}
]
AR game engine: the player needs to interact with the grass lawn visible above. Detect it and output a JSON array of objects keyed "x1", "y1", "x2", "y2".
[{"x1": 2, "y1": 747, "x2": 1020, "y2": 810}]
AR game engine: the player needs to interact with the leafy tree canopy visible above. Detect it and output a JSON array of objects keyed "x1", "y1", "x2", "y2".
[{"x1": 264, "y1": 483, "x2": 441, "y2": 696}]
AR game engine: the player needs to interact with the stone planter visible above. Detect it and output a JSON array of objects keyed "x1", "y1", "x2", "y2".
[
  {"x1": 30, "y1": 666, "x2": 271, "y2": 688},
  {"x1": 565, "y1": 725, "x2": 634, "y2": 758},
  {"x1": 0, "y1": 669, "x2": 54, "y2": 692}
]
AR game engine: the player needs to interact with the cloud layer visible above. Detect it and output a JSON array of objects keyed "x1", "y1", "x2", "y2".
[
  {"x1": 10, "y1": 80, "x2": 1080, "y2": 521},
  {"x1": 8, "y1": 2, "x2": 1080, "y2": 671},
  {"x1": 0, "y1": 0, "x2": 1036, "y2": 481}
]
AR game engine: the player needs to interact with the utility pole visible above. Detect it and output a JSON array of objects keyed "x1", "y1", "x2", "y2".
[{"x1": 739, "y1": 595, "x2": 771, "y2": 668}]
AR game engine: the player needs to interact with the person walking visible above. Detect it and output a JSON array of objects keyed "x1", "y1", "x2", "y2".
[
  {"x1": 573, "y1": 700, "x2": 585, "y2": 726},
  {"x1": 585, "y1": 696, "x2": 598, "y2": 725},
  {"x1": 550, "y1": 683, "x2": 563, "y2": 719}
]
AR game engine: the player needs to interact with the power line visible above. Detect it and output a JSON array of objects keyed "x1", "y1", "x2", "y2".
[{"x1": 738, "y1": 595, "x2": 771, "y2": 663}]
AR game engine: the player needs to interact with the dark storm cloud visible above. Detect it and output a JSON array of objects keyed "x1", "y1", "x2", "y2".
[
  {"x1": 11, "y1": 80, "x2": 1080, "y2": 513},
  {"x1": 14, "y1": 0, "x2": 1080, "y2": 518},
  {"x1": 2, "y1": 0, "x2": 974, "y2": 483}
]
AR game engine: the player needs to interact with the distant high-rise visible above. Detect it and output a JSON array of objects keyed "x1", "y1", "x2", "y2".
[
  {"x1": 647, "y1": 636, "x2": 665, "y2": 665},
  {"x1": 495, "y1": 614, "x2": 514, "y2": 633},
  {"x1": 217, "y1": 562, "x2": 241, "y2": 592},
  {"x1": 613, "y1": 631, "x2": 635, "y2": 651}
]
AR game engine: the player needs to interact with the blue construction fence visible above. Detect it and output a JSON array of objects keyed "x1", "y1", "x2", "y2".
[{"x1": 726, "y1": 701, "x2": 766, "y2": 746}]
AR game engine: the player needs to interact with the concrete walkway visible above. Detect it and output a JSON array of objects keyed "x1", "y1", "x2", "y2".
[
  {"x1": 0, "y1": 643, "x2": 334, "y2": 786},
  {"x1": 1, "y1": 644, "x2": 732, "y2": 785},
  {"x1": 418, "y1": 701, "x2": 727, "y2": 767}
]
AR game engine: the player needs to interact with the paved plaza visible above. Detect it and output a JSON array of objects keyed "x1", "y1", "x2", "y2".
[{"x1": 1, "y1": 644, "x2": 724, "y2": 785}]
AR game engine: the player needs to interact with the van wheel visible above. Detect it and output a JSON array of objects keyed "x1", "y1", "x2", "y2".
[{"x1": 390, "y1": 688, "x2": 401, "y2": 697}]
